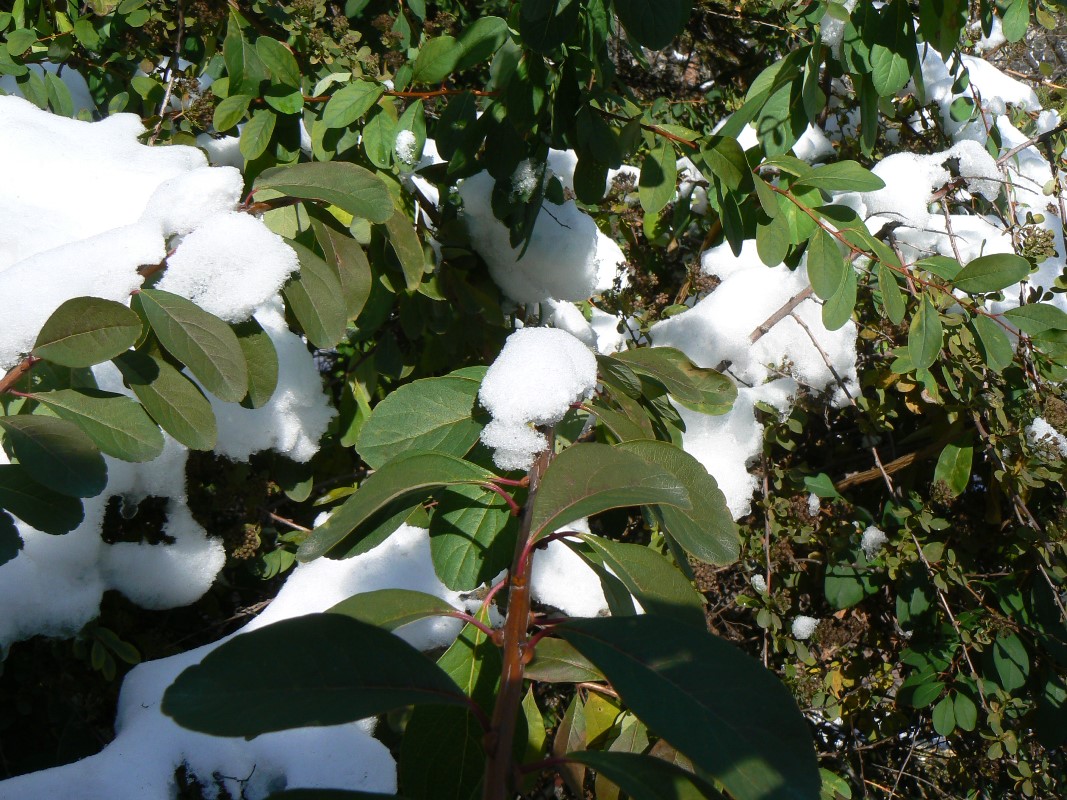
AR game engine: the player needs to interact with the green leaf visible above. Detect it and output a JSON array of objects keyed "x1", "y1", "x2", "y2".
[
  {"x1": 792, "y1": 161, "x2": 885, "y2": 192},
  {"x1": 456, "y1": 17, "x2": 509, "y2": 70},
  {"x1": 696, "y1": 136, "x2": 751, "y2": 193},
  {"x1": 383, "y1": 210, "x2": 426, "y2": 291},
  {"x1": 0, "y1": 464, "x2": 83, "y2": 534},
  {"x1": 558, "y1": 616, "x2": 820, "y2": 800},
  {"x1": 877, "y1": 263, "x2": 906, "y2": 324},
  {"x1": 0, "y1": 415, "x2": 106, "y2": 497},
  {"x1": 614, "y1": 0, "x2": 693, "y2": 50},
  {"x1": 356, "y1": 367, "x2": 486, "y2": 469},
  {"x1": 28, "y1": 388, "x2": 164, "y2": 462},
  {"x1": 322, "y1": 80, "x2": 385, "y2": 129},
  {"x1": 254, "y1": 163, "x2": 394, "y2": 224},
  {"x1": 554, "y1": 693, "x2": 588, "y2": 795},
  {"x1": 612, "y1": 348, "x2": 736, "y2": 415},
  {"x1": 574, "y1": 535, "x2": 706, "y2": 629},
  {"x1": 519, "y1": 0, "x2": 581, "y2": 53},
  {"x1": 313, "y1": 220, "x2": 373, "y2": 320},
  {"x1": 233, "y1": 318, "x2": 279, "y2": 410},
  {"x1": 0, "y1": 511, "x2": 22, "y2": 567},
  {"x1": 990, "y1": 632, "x2": 1029, "y2": 691},
  {"x1": 282, "y1": 239, "x2": 348, "y2": 348},
  {"x1": 263, "y1": 87, "x2": 304, "y2": 115},
  {"x1": 821, "y1": 265, "x2": 857, "y2": 331},
  {"x1": 363, "y1": 105, "x2": 397, "y2": 169},
  {"x1": 213, "y1": 93, "x2": 252, "y2": 131},
  {"x1": 223, "y1": 16, "x2": 268, "y2": 95},
  {"x1": 908, "y1": 296, "x2": 942, "y2": 369},
  {"x1": 569, "y1": 751, "x2": 726, "y2": 800},
  {"x1": 529, "y1": 443, "x2": 692, "y2": 541},
  {"x1": 806, "y1": 229, "x2": 846, "y2": 301},
  {"x1": 162, "y1": 613, "x2": 469, "y2": 738},
  {"x1": 953, "y1": 692, "x2": 978, "y2": 732},
  {"x1": 932, "y1": 695, "x2": 956, "y2": 737},
  {"x1": 971, "y1": 315, "x2": 1014, "y2": 372},
  {"x1": 32, "y1": 297, "x2": 141, "y2": 368},
  {"x1": 137, "y1": 290, "x2": 249, "y2": 403},
  {"x1": 412, "y1": 35, "x2": 460, "y2": 84},
  {"x1": 429, "y1": 483, "x2": 516, "y2": 591},
  {"x1": 113, "y1": 350, "x2": 217, "y2": 450},
  {"x1": 756, "y1": 213, "x2": 791, "y2": 267},
  {"x1": 526, "y1": 638, "x2": 605, "y2": 683},
  {"x1": 6, "y1": 28, "x2": 37, "y2": 56},
  {"x1": 1003, "y1": 303, "x2": 1067, "y2": 335},
  {"x1": 1002, "y1": 0, "x2": 1030, "y2": 42},
  {"x1": 297, "y1": 451, "x2": 495, "y2": 561},
  {"x1": 869, "y1": 0, "x2": 914, "y2": 97},
  {"x1": 824, "y1": 551, "x2": 881, "y2": 610},
  {"x1": 328, "y1": 588, "x2": 459, "y2": 630},
  {"x1": 255, "y1": 36, "x2": 301, "y2": 87},
  {"x1": 933, "y1": 438, "x2": 972, "y2": 497},
  {"x1": 804, "y1": 472, "x2": 842, "y2": 499},
  {"x1": 616, "y1": 440, "x2": 738, "y2": 565},
  {"x1": 240, "y1": 109, "x2": 276, "y2": 161},
  {"x1": 953, "y1": 253, "x2": 1031, "y2": 293},
  {"x1": 400, "y1": 618, "x2": 499, "y2": 800},
  {"x1": 639, "y1": 142, "x2": 677, "y2": 216}
]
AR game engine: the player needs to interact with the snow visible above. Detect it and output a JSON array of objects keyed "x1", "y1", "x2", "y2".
[
  {"x1": 750, "y1": 574, "x2": 768, "y2": 594},
  {"x1": 792, "y1": 615, "x2": 819, "y2": 640},
  {"x1": 394, "y1": 128, "x2": 418, "y2": 165},
  {"x1": 860, "y1": 526, "x2": 888, "y2": 559},
  {"x1": 0, "y1": 525, "x2": 465, "y2": 800},
  {"x1": 478, "y1": 327, "x2": 598, "y2": 471},
  {"x1": 460, "y1": 171, "x2": 626, "y2": 303},
  {"x1": 1027, "y1": 417, "x2": 1067, "y2": 459}
]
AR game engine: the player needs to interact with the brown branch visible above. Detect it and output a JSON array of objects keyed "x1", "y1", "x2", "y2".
[
  {"x1": 0, "y1": 356, "x2": 41, "y2": 396},
  {"x1": 834, "y1": 443, "x2": 943, "y2": 491},
  {"x1": 996, "y1": 118, "x2": 1067, "y2": 165},
  {"x1": 597, "y1": 109, "x2": 699, "y2": 148}
]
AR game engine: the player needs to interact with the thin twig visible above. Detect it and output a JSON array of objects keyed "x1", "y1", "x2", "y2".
[{"x1": 150, "y1": 0, "x2": 184, "y2": 145}]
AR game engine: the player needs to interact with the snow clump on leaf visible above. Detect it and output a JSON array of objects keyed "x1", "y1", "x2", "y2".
[
  {"x1": 478, "y1": 327, "x2": 597, "y2": 471},
  {"x1": 792, "y1": 615, "x2": 819, "y2": 640}
]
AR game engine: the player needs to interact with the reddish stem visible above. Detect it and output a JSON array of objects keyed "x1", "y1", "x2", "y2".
[
  {"x1": 489, "y1": 475, "x2": 530, "y2": 488},
  {"x1": 480, "y1": 481, "x2": 522, "y2": 517},
  {"x1": 0, "y1": 356, "x2": 40, "y2": 396},
  {"x1": 516, "y1": 530, "x2": 580, "y2": 578},
  {"x1": 443, "y1": 610, "x2": 497, "y2": 639}
]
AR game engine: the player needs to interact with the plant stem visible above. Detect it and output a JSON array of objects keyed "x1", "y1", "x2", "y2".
[
  {"x1": 482, "y1": 431, "x2": 554, "y2": 800},
  {"x1": 0, "y1": 356, "x2": 39, "y2": 396}
]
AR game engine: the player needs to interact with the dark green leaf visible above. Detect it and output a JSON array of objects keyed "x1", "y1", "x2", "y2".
[
  {"x1": 254, "y1": 163, "x2": 394, "y2": 224},
  {"x1": 297, "y1": 452, "x2": 495, "y2": 561},
  {"x1": 233, "y1": 318, "x2": 279, "y2": 410},
  {"x1": 137, "y1": 289, "x2": 248, "y2": 403},
  {"x1": 383, "y1": 210, "x2": 426, "y2": 291},
  {"x1": 356, "y1": 367, "x2": 486, "y2": 469},
  {"x1": 429, "y1": 483, "x2": 516, "y2": 591},
  {"x1": 793, "y1": 161, "x2": 885, "y2": 192},
  {"x1": 0, "y1": 415, "x2": 106, "y2": 497},
  {"x1": 529, "y1": 443, "x2": 692, "y2": 541},
  {"x1": 908, "y1": 296, "x2": 942, "y2": 369},
  {"x1": 971, "y1": 315, "x2": 1014, "y2": 372},
  {"x1": 223, "y1": 15, "x2": 268, "y2": 94},
  {"x1": 558, "y1": 616, "x2": 820, "y2": 800},
  {"x1": 806, "y1": 229, "x2": 846, "y2": 301},
  {"x1": 412, "y1": 36, "x2": 460, "y2": 84},
  {"x1": 113, "y1": 350, "x2": 218, "y2": 450},
  {"x1": 162, "y1": 614, "x2": 469, "y2": 738},
  {"x1": 953, "y1": 692, "x2": 978, "y2": 732},
  {"x1": 614, "y1": 0, "x2": 693, "y2": 50},
  {"x1": 574, "y1": 535, "x2": 706, "y2": 629},
  {"x1": 612, "y1": 348, "x2": 736, "y2": 415},
  {"x1": 255, "y1": 36, "x2": 301, "y2": 87},
  {"x1": 313, "y1": 220, "x2": 373, "y2": 320},
  {"x1": 877, "y1": 263, "x2": 906, "y2": 324},
  {"x1": 520, "y1": 0, "x2": 581, "y2": 53},
  {"x1": 569, "y1": 751, "x2": 726, "y2": 800},
  {"x1": 526, "y1": 638, "x2": 605, "y2": 683},
  {"x1": 28, "y1": 388, "x2": 164, "y2": 462},
  {"x1": 932, "y1": 695, "x2": 956, "y2": 737},
  {"x1": 322, "y1": 80, "x2": 385, "y2": 129},
  {"x1": 616, "y1": 440, "x2": 738, "y2": 565},
  {"x1": 990, "y1": 632, "x2": 1029, "y2": 691},
  {"x1": 263, "y1": 87, "x2": 304, "y2": 115},
  {"x1": 822, "y1": 265, "x2": 857, "y2": 331},
  {"x1": 696, "y1": 136, "x2": 750, "y2": 193},
  {"x1": 240, "y1": 109, "x2": 276, "y2": 161},
  {"x1": 363, "y1": 105, "x2": 397, "y2": 169},
  {"x1": 32, "y1": 297, "x2": 141, "y2": 368},
  {"x1": 953, "y1": 253, "x2": 1031, "y2": 294},
  {"x1": 456, "y1": 17, "x2": 509, "y2": 70},
  {"x1": 328, "y1": 588, "x2": 459, "y2": 630},
  {"x1": 639, "y1": 142, "x2": 677, "y2": 216},
  {"x1": 0, "y1": 510, "x2": 22, "y2": 567},
  {"x1": 1003, "y1": 303, "x2": 1067, "y2": 335},
  {"x1": 0, "y1": 464, "x2": 83, "y2": 534},
  {"x1": 213, "y1": 93, "x2": 252, "y2": 131},
  {"x1": 283, "y1": 239, "x2": 348, "y2": 348}
]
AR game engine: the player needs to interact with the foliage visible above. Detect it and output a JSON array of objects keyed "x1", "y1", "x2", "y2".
[{"x1": 1, "y1": 0, "x2": 1066, "y2": 798}]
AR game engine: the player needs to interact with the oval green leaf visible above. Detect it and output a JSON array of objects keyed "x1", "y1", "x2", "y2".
[
  {"x1": 525, "y1": 638, "x2": 605, "y2": 683},
  {"x1": 322, "y1": 80, "x2": 385, "y2": 130},
  {"x1": 28, "y1": 388, "x2": 164, "y2": 462},
  {"x1": 0, "y1": 464, "x2": 84, "y2": 534},
  {"x1": 428, "y1": 482, "x2": 516, "y2": 591},
  {"x1": 529, "y1": 443, "x2": 692, "y2": 541},
  {"x1": 411, "y1": 35, "x2": 460, "y2": 84},
  {"x1": 328, "y1": 588, "x2": 459, "y2": 630},
  {"x1": 557, "y1": 615, "x2": 820, "y2": 800},
  {"x1": 639, "y1": 142, "x2": 678, "y2": 216},
  {"x1": 254, "y1": 162, "x2": 394, "y2": 224},
  {"x1": 32, "y1": 297, "x2": 141, "y2": 368},
  {"x1": 908, "y1": 295, "x2": 942, "y2": 369},
  {"x1": 0, "y1": 414, "x2": 107, "y2": 497},
  {"x1": 233, "y1": 317, "x2": 279, "y2": 410},
  {"x1": 162, "y1": 613, "x2": 469, "y2": 738},
  {"x1": 137, "y1": 289, "x2": 249, "y2": 403},
  {"x1": 614, "y1": 0, "x2": 692, "y2": 50},
  {"x1": 283, "y1": 239, "x2": 348, "y2": 348},
  {"x1": 113, "y1": 350, "x2": 217, "y2": 450},
  {"x1": 954, "y1": 253, "x2": 1031, "y2": 294}
]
